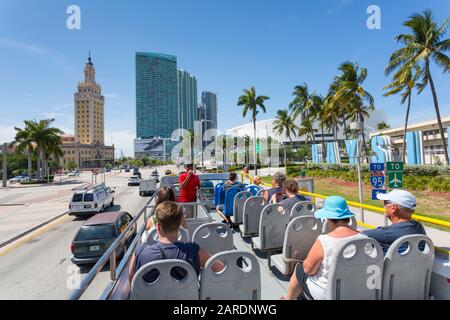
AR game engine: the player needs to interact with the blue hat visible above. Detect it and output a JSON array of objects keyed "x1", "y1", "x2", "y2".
[{"x1": 314, "y1": 196, "x2": 355, "y2": 220}]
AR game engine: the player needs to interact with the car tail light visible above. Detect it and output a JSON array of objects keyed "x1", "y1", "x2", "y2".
[{"x1": 70, "y1": 242, "x2": 74, "y2": 254}]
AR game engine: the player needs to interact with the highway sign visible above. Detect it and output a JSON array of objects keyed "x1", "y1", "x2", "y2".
[
  {"x1": 388, "y1": 172, "x2": 403, "y2": 188},
  {"x1": 370, "y1": 163, "x2": 384, "y2": 172},
  {"x1": 372, "y1": 189, "x2": 387, "y2": 200},
  {"x1": 370, "y1": 175, "x2": 385, "y2": 188},
  {"x1": 387, "y1": 162, "x2": 404, "y2": 172}
]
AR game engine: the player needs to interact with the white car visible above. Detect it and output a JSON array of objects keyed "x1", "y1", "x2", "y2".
[
  {"x1": 68, "y1": 171, "x2": 80, "y2": 177},
  {"x1": 69, "y1": 184, "x2": 115, "y2": 217},
  {"x1": 139, "y1": 178, "x2": 157, "y2": 196},
  {"x1": 128, "y1": 176, "x2": 141, "y2": 186},
  {"x1": 9, "y1": 176, "x2": 29, "y2": 183}
]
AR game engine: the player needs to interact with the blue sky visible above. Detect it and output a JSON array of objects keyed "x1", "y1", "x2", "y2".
[{"x1": 0, "y1": 0, "x2": 449, "y2": 156}]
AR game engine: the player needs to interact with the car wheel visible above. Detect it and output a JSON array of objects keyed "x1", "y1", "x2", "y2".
[{"x1": 110, "y1": 199, "x2": 114, "y2": 207}]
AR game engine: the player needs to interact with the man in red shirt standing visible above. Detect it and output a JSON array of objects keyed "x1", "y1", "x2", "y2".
[{"x1": 179, "y1": 164, "x2": 200, "y2": 218}]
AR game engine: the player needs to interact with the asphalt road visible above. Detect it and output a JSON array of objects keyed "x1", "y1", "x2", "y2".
[{"x1": 0, "y1": 169, "x2": 156, "y2": 300}]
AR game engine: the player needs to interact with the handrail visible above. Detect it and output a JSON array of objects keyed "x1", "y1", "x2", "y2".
[
  {"x1": 68, "y1": 192, "x2": 158, "y2": 300},
  {"x1": 252, "y1": 175, "x2": 450, "y2": 256}
]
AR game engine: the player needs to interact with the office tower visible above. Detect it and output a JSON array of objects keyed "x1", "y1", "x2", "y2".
[
  {"x1": 74, "y1": 53, "x2": 105, "y2": 145},
  {"x1": 177, "y1": 70, "x2": 197, "y2": 131},
  {"x1": 201, "y1": 91, "x2": 217, "y2": 131}
]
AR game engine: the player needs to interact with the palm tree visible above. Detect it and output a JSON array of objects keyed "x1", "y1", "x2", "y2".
[
  {"x1": 329, "y1": 61, "x2": 374, "y2": 157},
  {"x1": 376, "y1": 121, "x2": 391, "y2": 131},
  {"x1": 386, "y1": 9, "x2": 450, "y2": 163},
  {"x1": 289, "y1": 83, "x2": 316, "y2": 122},
  {"x1": 384, "y1": 66, "x2": 421, "y2": 162},
  {"x1": 273, "y1": 109, "x2": 299, "y2": 148},
  {"x1": 13, "y1": 123, "x2": 36, "y2": 178},
  {"x1": 237, "y1": 86, "x2": 270, "y2": 174},
  {"x1": 297, "y1": 118, "x2": 317, "y2": 146}
]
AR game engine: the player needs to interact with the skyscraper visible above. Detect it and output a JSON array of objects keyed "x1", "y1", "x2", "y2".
[
  {"x1": 201, "y1": 91, "x2": 218, "y2": 131},
  {"x1": 177, "y1": 70, "x2": 198, "y2": 131},
  {"x1": 135, "y1": 52, "x2": 178, "y2": 139}
]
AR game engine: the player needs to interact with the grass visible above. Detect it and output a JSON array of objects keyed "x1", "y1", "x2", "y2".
[{"x1": 261, "y1": 175, "x2": 450, "y2": 232}]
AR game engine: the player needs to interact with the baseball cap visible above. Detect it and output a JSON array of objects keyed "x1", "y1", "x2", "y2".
[{"x1": 376, "y1": 189, "x2": 416, "y2": 210}]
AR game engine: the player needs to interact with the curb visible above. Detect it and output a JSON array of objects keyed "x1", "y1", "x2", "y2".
[{"x1": 0, "y1": 211, "x2": 68, "y2": 249}]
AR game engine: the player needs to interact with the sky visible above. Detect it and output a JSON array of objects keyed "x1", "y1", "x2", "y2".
[{"x1": 0, "y1": 0, "x2": 449, "y2": 157}]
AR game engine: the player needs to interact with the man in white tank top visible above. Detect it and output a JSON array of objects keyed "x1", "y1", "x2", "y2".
[{"x1": 282, "y1": 196, "x2": 366, "y2": 300}]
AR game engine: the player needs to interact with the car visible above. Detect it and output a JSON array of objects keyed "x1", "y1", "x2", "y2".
[
  {"x1": 68, "y1": 170, "x2": 80, "y2": 177},
  {"x1": 139, "y1": 178, "x2": 157, "y2": 196},
  {"x1": 70, "y1": 211, "x2": 136, "y2": 266},
  {"x1": 124, "y1": 168, "x2": 130, "y2": 173},
  {"x1": 69, "y1": 184, "x2": 115, "y2": 217},
  {"x1": 128, "y1": 176, "x2": 141, "y2": 186},
  {"x1": 9, "y1": 175, "x2": 29, "y2": 183}
]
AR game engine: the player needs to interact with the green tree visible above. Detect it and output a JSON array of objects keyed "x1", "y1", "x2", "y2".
[
  {"x1": 67, "y1": 160, "x2": 77, "y2": 171},
  {"x1": 273, "y1": 109, "x2": 299, "y2": 148},
  {"x1": 386, "y1": 9, "x2": 450, "y2": 163},
  {"x1": 12, "y1": 123, "x2": 35, "y2": 177},
  {"x1": 237, "y1": 86, "x2": 270, "y2": 174},
  {"x1": 376, "y1": 121, "x2": 391, "y2": 131}
]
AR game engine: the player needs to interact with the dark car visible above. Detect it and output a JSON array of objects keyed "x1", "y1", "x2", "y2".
[{"x1": 70, "y1": 211, "x2": 136, "y2": 266}]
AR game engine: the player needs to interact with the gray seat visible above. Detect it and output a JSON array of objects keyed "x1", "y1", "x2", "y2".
[
  {"x1": 271, "y1": 216, "x2": 323, "y2": 275},
  {"x1": 252, "y1": 204, "x2": 290, "y2": 253},
  {"x1": 200, "y1": 250, "x2": 261, "y2": 300},
  {"x1": 146, "y1": 227, "x2": 189, "y2": 246},
  {"x1": 192, "y1": 222, "x2": 234, "y2": 255},
  {"x1": 130, "y1": 259, "x2": 199, "y2": 300},
  {"x1": 231, "y1": 191, "x2": 252, "y2": 225},
  {"x1": 322, "y1": 216, "x2": 357, "y2": 234},
  {"x1": 256, "y1": 189, "x2": 265, "y2": 197},
  {"x1": 290, "y1": 201, "x2": 316, "y2": 219},
  {"x1": 239, "y1": 196, "x2": 267, "y2": 236},
  {"x1": 327, "y1": 238, "x2": 384, "y2": 300},
  {"x1": 382, "y1": 234, "x2": 434, "y2": 300}
]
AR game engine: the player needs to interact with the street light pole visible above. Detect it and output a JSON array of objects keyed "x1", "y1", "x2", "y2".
[
  {"x1": 2, "y1": 143, "x2": 7, "y2": 188},
  {"x1": 351, "y1": 120, "x2": 365, "y2": 223}
]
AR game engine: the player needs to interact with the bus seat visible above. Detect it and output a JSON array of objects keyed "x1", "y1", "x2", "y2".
[
  {"x1": 130, "y1": 259, "x2": 199, "y2": 300},
  {"x1": 221, "y1": 187, "x2": 242, "y2": 217},
  {"x1": 322, "y1": 216, "x2": 357, "y2": 234},
  {"x1": 200, "y1": 250, "x2": 261, "y2": 300},
  {"x1": 382, "y1": 234, "x2": 434, "y2": 300},
  {"x1": 290, "y1": 201, "x2": 316, "y2": 220},
  {"x1": 245, "y1": 185, "x2": 261, "y2": 196},
  {"x1": 192, "y1": 222, "x2": 234, "y2": 255},
  {"x1": 271, "y1": 216, "x2": 323, "y2": 275},
  {"x1": 327, "y1": 238, "x2": 384, "y2": 300},
  {"x1": 231, "y1": 191, "x2": 252, "y2": 225},
  {"x1": 252, "y1": 204, "x2": 289, "y2": 253},
  {"x1": 214, "y1": 183, "x2": 224, "y2": 206},
  {"x1": 145, "y1": 227, "x2": 189, "y2": 246},
  {"x1": 239, "y1": 196, "x2": 267, "y2": 236},
  {"x1": 256, "y1": 189, "x2": 265, "y2": 197}
]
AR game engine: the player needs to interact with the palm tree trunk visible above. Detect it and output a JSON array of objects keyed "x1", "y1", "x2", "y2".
[
  {"x1": 427, "y1": 61, "x2": 449, "y2": 164},
  {"x1": 360, "y1": 114, "x2": 369, "y2": 160},
  {"x1": 253, "y1": 117, "x2": 258, "y2": 175},
  {"x1": 402, "y1": 94, "x2": 412, "y2": 163},
  {"x1": 343, "y1": 119, "x2": 349, "y2": 139},
  {"x1": 37, "y1": 148, "x2": 41, "y2": 181},
  {"x1": 27, "y1": 147, "x2": 32, "y2": 178}
]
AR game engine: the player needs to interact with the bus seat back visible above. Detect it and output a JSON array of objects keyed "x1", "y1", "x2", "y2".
[{"x1": 192, "y1": 222, "x2": 234, "y2": 255}]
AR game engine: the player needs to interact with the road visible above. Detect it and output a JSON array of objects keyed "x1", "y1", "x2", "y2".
[{"x1": 0, "y1": 167, "x2": 167, "y2": 300}]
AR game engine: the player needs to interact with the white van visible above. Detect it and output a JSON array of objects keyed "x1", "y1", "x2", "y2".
[{"x1": 69, "y1": 184, "x2": 115, "y2": 217}]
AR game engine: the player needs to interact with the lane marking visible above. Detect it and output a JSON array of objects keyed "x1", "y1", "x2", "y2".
[{"x1": 0, "y1": 214, "x2": 72, "y2": 257}]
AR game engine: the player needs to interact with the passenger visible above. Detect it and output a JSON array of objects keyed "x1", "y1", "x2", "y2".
[
  {"x1": 271, "y1": 179, "x2": 308, "y2": 212},
  {"x1": 141, "y1": 187, "x2": 188, "y2": 243},
  {"x1": 251, "y1": 175, "x2": 262, "y2": 186},
  {"x1": 223, "y1": 172, "x2": 244, "y2": 192},
  {"x1": 179, "y1": 163, "x2": 200, "y2": 218},
  {"x1": 362, "y1": 189, "x2": 426, "y2": 254},
  {"x1": 263, "y1": 172, "x2": 286, "y2": 202},
  {"x1": 129, "y1": 202, "x2": 224, "y2": 283},
  {"x1": 282, "y1": 196, "x2": 367, "y2": 300},
  {"x1": 165, "y1": 169, "x2": 172, "y2": 176}
]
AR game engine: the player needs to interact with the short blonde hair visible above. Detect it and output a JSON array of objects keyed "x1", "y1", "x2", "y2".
[{"x1": 155, "y1": 201, "x2": 183, "y2": 233}]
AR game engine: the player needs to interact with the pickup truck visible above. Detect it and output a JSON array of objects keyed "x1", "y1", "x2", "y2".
[{"x1": 139, "y1": 178, "x2": 157, "y2": 196}]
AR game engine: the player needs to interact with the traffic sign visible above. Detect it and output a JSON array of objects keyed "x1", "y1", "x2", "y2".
[
  {"x1": 387, "y1": 162, "x2": 404, "y2": 172},
  {"x1": 370, "y1": 175, "x2": 385, "y2": 188},
  {"x1": 388, "y1": 172, "x2": 403, "y2": 188},
  {"x1": 370, "y1": 163, "x2": 384, "y2": 172},
  {"x1": 372, "y1": 189, "x2": 387, "y2": 200}
]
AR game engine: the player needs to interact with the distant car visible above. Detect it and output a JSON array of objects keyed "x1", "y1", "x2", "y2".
[
  {"x1": 9, "y1": 175, "x2": 29, "y2": 183},
  {"x1": 69, "y1": 184, "x2": 115, "y2": 217},
  {"x1": 128, "y1": 176, "x2": 141, "y2": 186},
  {"x1": 70, "y1": 211, "x2": 136, "y2": 266},
  {"x1": 68, "y1": 171, "x2": 80, "y2": 177},
  {"x1": 139, "y1": 178, "x2": 157, "y2": 196},
  {"x1": 124, "y1": 168, "x2": 130, "y2": 173}
]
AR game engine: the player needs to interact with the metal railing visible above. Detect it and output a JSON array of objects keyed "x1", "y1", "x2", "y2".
[{"x1": 68, "y1": 192, "x2": 157, "y2": 300}]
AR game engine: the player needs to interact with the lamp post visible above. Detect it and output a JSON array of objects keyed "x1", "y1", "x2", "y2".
[
  {"x1": 2, "y1": 143, "x2": 7, "y2": 188},
  {"x1": 350, "y1": 119, "x2": 365, "y2": 223}
]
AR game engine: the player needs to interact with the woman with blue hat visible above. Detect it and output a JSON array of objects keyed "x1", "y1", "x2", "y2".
[{"x1": 282, "y1": 196, "x2": 367, "y2": 300}]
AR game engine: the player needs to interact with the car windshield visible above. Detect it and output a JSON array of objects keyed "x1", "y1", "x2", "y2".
[
  {"x1": 75, "y1": 225, "x2": 116, "y2": 241},
  {"x1": 72, "y1": 194, "x2": 83, "y2": 202},
  {"x1": 83, "y1": 194, "x2": 94, "y2": 202}
]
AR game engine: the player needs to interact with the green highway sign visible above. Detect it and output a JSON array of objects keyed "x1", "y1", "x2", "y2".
[
  {"x1": 387, "y1": 162, "x2": 404, "y2": 172},
  {"x1": 388, "y1": 172, "x2": 403, "y2": 188},
  {"x1": 256, "y1": 143, "x2": 262, "y2": 154}
]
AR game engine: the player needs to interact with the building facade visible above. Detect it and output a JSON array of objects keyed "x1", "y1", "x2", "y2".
[
  {"x1": 370, "y1": 115, "x2": 450, "y2": 165},
  {"x1": 201, "y1": 91, "x2": 217, "y2": 131},
  {"x1": 59, "y1": 54, "x2": 115, "y2": 169},
  {"x1": 177, "y1": 70, "x2": 197, "y2": 131}
]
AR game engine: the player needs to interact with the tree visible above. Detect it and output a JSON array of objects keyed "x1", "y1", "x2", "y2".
[
  {"x1": 67, "y1": 160, "x2": 77, "y2": 171},
  {"x1": 376, "y1": 121, "x2": 392, "y2": 131},
  {"x1": 12, "y1": 123, "x2": 36, "y2": 177},
  {"x1": 329, "y1": 61, "x2": 374, "y2": 157},
  {"x1": 273, "y1": 109, "x2": 299, "y2": 148},
  {"x1": 237, "y1": 86, "x2": 270, "y2": 174},
  {"x1": 386, "y1": 9, "x2": 450, "y2": 163}
]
